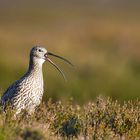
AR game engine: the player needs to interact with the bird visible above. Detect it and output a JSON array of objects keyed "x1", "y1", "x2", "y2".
[{"x1": 0, "y1": 46, "x2": 73, "y2": 115}]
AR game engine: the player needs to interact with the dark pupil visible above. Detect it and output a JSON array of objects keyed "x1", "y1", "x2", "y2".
[{"x1": 38, "y1": 49, "x2": 42, "y2": 52}]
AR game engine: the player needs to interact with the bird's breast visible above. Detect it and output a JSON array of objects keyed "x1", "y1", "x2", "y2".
[{"x1": 19, "y1": 74, "x2": 44, "y2": 104}]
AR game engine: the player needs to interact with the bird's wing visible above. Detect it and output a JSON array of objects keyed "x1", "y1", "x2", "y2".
[{"x1": 0, "y1": 81, "x2": 19, "y2": 105}]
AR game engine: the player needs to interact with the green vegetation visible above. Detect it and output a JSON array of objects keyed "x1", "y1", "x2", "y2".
[
  {"x1": 0, "y1": 1, "x2": 140, "y2": 103},
  {"x1": 0, "y1": 1, "x2": 140, "y2": 139},
  {"x1": 0, "y1": 96, "x2": 140, "y2": 140}
]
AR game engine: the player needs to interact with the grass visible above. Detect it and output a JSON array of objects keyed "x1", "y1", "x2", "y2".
[
  {"x1": 0, "y1": 1, "x2": 140, "y2": 139},
  {"x1": 0, "y1": 96, "x2": 140, "y2": 140}
]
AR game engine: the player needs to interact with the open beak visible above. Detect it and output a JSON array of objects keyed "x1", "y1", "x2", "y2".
[
  {"x1": 47, "y1": 52, "x2": 74, "y2": 67},
  {"x1": 44, "y1": 52, "x2": 73, "y2": 81}
]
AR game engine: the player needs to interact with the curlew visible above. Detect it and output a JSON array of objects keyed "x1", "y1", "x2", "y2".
[{"x1": 0, "y1": 46, "x2": 73, "y2": 115}]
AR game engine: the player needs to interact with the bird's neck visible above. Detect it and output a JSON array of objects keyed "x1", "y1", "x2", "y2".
[{"x1": 28, "y1": 57, "x2": 44, "y2": 75}]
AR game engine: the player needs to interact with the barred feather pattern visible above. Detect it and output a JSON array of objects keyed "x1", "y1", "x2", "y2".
[{"x1": 1, "y1": 60, "x2": 44, "y2": 115}]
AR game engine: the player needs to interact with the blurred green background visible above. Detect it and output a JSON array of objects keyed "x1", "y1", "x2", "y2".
[{"x1": 0, "y1": 0, "x2": 140, "y2": 103}]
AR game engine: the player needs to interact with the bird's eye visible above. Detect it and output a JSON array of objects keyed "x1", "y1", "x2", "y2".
[{"x1": 38, "y1": 49, "x2": 42, "y2": 52}]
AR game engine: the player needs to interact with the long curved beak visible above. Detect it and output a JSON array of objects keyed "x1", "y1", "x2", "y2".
[
  {"x1": 44, "y1": 52, "x2": 73, "y2": 81},
  {"x1": 47, "y1": 52, "x2": 74, "y2": 67},
  {"x1": 47, "y1": 58, "x2": 66, "y2": 81}
]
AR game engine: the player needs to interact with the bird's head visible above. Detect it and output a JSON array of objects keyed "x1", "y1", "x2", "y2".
[
  {"x1": 30, "y1": 46, "x2": 47, "y2": 64},
  {"x1": 30, "y1": 45, "x2": 73, "y2": 80}
]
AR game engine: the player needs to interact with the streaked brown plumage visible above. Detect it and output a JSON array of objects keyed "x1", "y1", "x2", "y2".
[{"x1": 0, "y1": 46, "x2": 73, "y2": 115}]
